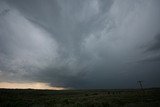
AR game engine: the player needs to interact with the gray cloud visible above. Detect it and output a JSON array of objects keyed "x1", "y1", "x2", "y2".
[
  {"x1": 139, "y1": 34, "x2": 160, "y2": 63},
  {"x1": 0, "y1": 0, "x2": 160, "y2": 89},
  {"x1": 146, "y1": 34, "x2": 160, "y2": 52}
]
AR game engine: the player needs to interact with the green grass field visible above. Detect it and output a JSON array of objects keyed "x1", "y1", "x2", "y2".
[{"x1": 0, "y1": 88, "x2": 160, "y2": 107}]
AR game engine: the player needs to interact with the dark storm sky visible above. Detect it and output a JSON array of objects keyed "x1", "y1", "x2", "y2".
[{"x1": 0, "y1": 0, "x2": 160, "y2": 89}]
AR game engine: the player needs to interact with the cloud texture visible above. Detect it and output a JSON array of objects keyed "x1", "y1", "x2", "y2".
[{"x1": 0, "y1": 0, "x2": 160, "y2": 89}]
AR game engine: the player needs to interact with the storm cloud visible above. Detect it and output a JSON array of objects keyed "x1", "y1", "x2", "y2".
[{"x1": 0, "y1": 0, "x2": 160, "y2": 89}]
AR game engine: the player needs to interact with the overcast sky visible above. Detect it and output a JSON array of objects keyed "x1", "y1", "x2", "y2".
[{"x1": 0, "y1": 0, "x2": 160, "y2": 89}]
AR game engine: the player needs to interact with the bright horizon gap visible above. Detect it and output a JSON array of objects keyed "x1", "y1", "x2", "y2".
[{"x1": 0, "y1": 82, "x2": 65, "y2": 90}]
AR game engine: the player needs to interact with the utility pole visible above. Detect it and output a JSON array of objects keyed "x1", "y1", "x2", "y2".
[
  {"x1": 137, "y1": 81, "x2": 143, "y2": 90},
  {"x1": 137, "y1": 81, "x2": 145, "y2": 102}
]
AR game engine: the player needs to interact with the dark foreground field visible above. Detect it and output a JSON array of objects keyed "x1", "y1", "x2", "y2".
[{"x1": 0, "y1": 88, "x2": 160, "y2": 107}]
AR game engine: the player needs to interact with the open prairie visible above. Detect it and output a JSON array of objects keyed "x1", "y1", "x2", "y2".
[{"x1": 0, "y1": 88, "x2": 160, "y2": 107}]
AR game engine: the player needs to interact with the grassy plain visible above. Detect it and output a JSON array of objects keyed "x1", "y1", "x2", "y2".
[{"x1": 0, "y1": 88, "x2": 160, "y2": 107}]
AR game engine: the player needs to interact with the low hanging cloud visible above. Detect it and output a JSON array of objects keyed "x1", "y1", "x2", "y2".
[{"x1": 0, "y1": 0, "x2": 160, "y2": 89}]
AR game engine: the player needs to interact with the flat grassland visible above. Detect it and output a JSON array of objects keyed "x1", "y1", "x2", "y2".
[{"x1": 0, "y1": 88, "x2": 160, "y2": 107}]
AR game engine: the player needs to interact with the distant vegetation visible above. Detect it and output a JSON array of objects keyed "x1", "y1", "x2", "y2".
[{"x1": 0, "y1": 88, "x2": 160, "y2": 107}]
